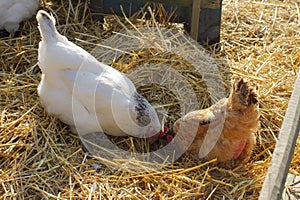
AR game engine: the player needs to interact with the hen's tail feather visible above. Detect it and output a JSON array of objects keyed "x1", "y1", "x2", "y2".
[
  {"x1": 230, "y1": 78, "x2": 258, "y2": 111},
  {"x1": 36, "y1": 10, "x2": 58, "y2": 41},
  {"x1": 235, "y1": 78, "x2": 258, "y2": 105}
]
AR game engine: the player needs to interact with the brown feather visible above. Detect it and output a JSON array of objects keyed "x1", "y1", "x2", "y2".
[{"x1": 174, "y1": 78, "x2": 259, "y2": 165}]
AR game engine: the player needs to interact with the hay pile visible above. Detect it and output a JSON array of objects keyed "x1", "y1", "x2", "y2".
[{"x1": 0, "y1": 0, "x2": 299, "y2": 199}]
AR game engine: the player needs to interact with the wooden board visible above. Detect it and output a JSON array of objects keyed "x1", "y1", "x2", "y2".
[
  {"x1": 190, "y1": 0, "x2": 201, "y2": 40},
  {"x1": 259, "y1": 70, "x2": 300, "y2": 200}
]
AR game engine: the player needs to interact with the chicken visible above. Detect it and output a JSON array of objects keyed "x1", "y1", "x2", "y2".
[
  {"x1": 0, "y1": 0, "x2": 39, "y2": 36},
  {"x1": 173, "y1": 78, "x2": 259, "y2": 163},
  {"x1": 36, "y1": 10, "x2": 161, "y2": 138}
]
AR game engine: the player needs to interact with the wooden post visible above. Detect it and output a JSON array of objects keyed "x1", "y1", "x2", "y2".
[
  {"x1": 259, "y1": 70, "x2": 300, "y2": 200},
  {"x1": 191, "y1": 0, "x2": 201, "y2": 40}
]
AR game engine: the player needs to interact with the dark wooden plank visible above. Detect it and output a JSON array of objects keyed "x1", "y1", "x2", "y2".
[
  {"x1": 191, "y1": 0, "x2": 201, "y2": 40},
  {"x1": 135, "y1": 0, "x2": 193, "y2": 6},
  {"x1": 259, "y1": 70, "x2": 300, "y2": 200}
]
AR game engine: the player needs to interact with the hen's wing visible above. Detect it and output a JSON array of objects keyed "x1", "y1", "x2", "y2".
[
  {"x1": 61, "y1": 68, "x2": 159, "y2": 137},
  {"x1": 173, "y1": 98, "x2": 228, "y2": 159},
  {"x1": 62, "y1": 68, "x2": 135, "y2": 111}
]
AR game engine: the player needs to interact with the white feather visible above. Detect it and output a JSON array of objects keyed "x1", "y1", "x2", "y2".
[
  {"x1": 0, "y1": 0, "x2": 39, "y2": 34},
  {"x1": 36, "y1": 10, "x2": 161, "y2": 138}
]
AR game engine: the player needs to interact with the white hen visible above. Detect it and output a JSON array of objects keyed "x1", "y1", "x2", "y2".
[
  {"x1": 0, "y1": 0, "x2": 39, "y2": 35},
  {"x1": 36, "y1": 10, "x2": 161, "y2": 138}
]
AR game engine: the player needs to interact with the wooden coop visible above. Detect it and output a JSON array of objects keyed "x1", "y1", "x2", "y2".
[{"x1": 89, "y1": 0, "x2": 222, "y2": 44}]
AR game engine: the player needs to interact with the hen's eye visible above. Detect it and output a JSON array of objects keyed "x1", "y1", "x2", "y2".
[{"x1": 199, "y1": 117, "x2": 216, "y2": 125}]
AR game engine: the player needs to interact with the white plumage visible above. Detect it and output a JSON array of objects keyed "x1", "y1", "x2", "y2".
[
  {"x1": 36, "y1": 10, "x2": 161, "y2": 138},
  {"x1": 0, "y1": 0, "x2": 39, "y2": 35}
]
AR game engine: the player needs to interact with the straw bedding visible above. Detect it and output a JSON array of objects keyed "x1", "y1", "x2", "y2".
[{"x1": 0, "y1": 0, "x2": 299, "y2": 199}]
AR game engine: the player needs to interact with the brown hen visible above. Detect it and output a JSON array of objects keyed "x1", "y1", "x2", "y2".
[{"x1": 173, "y1": 78, "x2": 259, "y2": 164}]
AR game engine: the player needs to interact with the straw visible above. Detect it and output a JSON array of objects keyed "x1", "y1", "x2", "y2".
[{"x1": 0, "y1": 0, "x2": 299, "y2": 199}]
